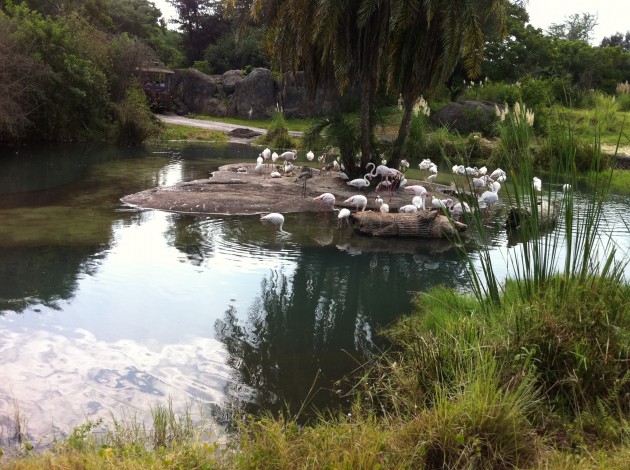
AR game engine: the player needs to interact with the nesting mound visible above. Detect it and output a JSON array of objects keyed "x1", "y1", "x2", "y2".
[
  {"x1": 351, "y1": 210, "x2": 467, "y2": 238},
  {"x1": 505, "y1": 200, "x2": 559, "y2": 231}
]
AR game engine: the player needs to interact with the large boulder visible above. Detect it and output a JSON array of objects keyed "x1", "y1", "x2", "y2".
[
  {"x1": 228, "y1": 68, "x2": 279, "y2": 119},
  {"x1": 430, "y1": 100, "x2": 500, "y2": 135},
  {"x1": 172, "y1": 69, "x2": 222, "y2": 115},
  {"x1": 170, "y1": 67, "x2": 353, "y2": 119},
  {"x1": 221, "y1": 70, "x2": 245, "y2": 94},
  {"x1": 281, "y1": 72, "x2": 346, "y2": 118}
]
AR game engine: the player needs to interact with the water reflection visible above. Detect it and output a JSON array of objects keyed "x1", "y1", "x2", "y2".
[
  {"x1": 1, "y1": 142, "x2": 629, "y2": 446},
  {"x1": 214, "y1": 235, "x2": 470, "y2": 417}
]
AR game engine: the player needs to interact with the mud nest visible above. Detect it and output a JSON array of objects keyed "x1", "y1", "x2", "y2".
[{"x1": 350, "y1": 210, "x2": 467, "y2": 238}]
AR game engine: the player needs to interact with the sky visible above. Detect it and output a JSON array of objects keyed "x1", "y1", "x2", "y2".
[
  {"x1": 525, "y1": 0, "x2": 629, "y2": 45},
  {"x1": 152, "y1": 0, "x2": 629, "y2": 46}
]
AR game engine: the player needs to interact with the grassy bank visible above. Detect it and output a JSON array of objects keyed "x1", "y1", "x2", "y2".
[{"x1": 151, "y1": 124, "x2": 230, "y2": 142}]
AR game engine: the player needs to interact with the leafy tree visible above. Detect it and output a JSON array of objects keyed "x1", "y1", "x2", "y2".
[
  {"x1": 2, "y1": 4, "x2": 111, "y2": 141},
  {"x1": 547, "y1": 12, "x2": 598, "y2": 43},
  {"x1": 203, "y1": 27, "x2": 268, "y2": 73},
  {"x1": 108, "y1": 0, "x2": 184, "y2": 67},
  {"x1": 242, "y1": 0, "x2": 390, "y2": 172},
  {"x1": 481, "y1": 3, "x2": 555, "y2": 82},
  {"x1": 600, "y1": 31, "x2": 630, "y2": 52},
  {"x1": 0, "y1": 12, "x2": 44, "y2": 140},
  {"x1": 387, "y1": 0, "x2": 509, "y2": 167},
  {"x1": 168, "y1": 0, "x2": 230, "y2": 65}
]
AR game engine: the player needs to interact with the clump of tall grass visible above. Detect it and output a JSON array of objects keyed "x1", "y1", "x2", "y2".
[{"x1": 262, "y1": 110, "x2": 296, "y2": 149}]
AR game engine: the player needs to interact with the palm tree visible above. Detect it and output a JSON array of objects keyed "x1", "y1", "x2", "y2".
[
  {"x1": 387, "y1": 0, "x2": 508, "y2": 168},
  {"x1": 244, "y1": 0, "x2": 390, "y2": 173}
]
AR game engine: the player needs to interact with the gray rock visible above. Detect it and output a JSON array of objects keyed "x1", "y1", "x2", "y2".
[
  {"x1": 221, "y1": 70, "x2": 245, "y2": 94},
  {"x1": 229, "y1": 68, "x2": 279, "y2": 119},
  {"x1": 430, "y1": 100, "x2": 500, "y2": 135},
  {"x1": 228, "y1": 128, "x2": 262, "y2": 138}
]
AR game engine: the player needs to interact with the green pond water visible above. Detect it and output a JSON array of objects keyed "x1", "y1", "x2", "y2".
[{"x1": 1, "y1": 142, "x2": 628, "y2": 446}]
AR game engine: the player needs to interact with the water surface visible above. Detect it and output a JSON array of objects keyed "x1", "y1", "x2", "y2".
[{"x1": 0, "y1": 142, "x2": 628, "y2": 446}]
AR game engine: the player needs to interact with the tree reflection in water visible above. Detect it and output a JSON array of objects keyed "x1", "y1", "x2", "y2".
[{"x1": 215, "y1": 243, "x2": 470, "y2": 419}]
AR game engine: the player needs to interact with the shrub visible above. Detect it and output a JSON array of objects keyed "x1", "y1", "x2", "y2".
[
  {"x1": 617, "y1": 94, "x2": 630, "y2": 112},
  {"x1": 461, "y1": 80, "x2": 522, "y2": 106},
  {"x1": 261, "y1": 110, "x2": 296, "y2": 149},
  {"x1": 112, "y1": 82, "x2": 162, "y2": 145}
]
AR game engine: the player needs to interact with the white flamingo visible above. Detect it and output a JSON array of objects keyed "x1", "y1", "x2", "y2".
[
  {"x1": 261, "y1": 147, "x2": 271, "y2": 164},
  {"x1": 306, "y1": 150, "x2": 315, "y2": 161},
  {"x1": 406, "y1": 185, "x2": 427, "y2": 196},
  {"x1": 452, "y1": 164, "x2": 466, "y2": 175},
  {"x1": 487, "y1": 168, "x2": 506, "y2": 183},
  {"x1": 431, "y1": 195, "x2": 452, "y2": 211},
  {"x1": 419, "y1": 158, "x2": 433, "y2": 171},
  {"x1": 412, "y1": 194, "x2": 427, "y2": 210},
  {"x1": 280, "y1": 150, "x2": 297, "y2": 161},
  {"x1": 344, "y1": 195, "x2": 368, "y2": 212},
  {"x1": 337, "y1": 208, "x2": 351, "y2": 227},
  {"x1": 472, "y1": 175, "x2": 492, "y2": 193},
  {"x1": 260, "y1": 213, "x2": 289, "y2": 234},
  {"x1": 313, "y1": 192, "x2": 336, "y2": 210},
  {"x1": 533, "y1": 176, "x2": 542, "y2": 193},
  {"x1": 270, "y1": 171, "x2": 282, "y2": 178},
  {"x1": 399, "y1": 204, "x2": 418, "y2": 213},
  {"x1": 272, "y1": 152, "x2": 279, "y2": 163},
  {"x1": 450, "y1": 201, "x2": 471, "y2": 220},
  {"x1": 479, "y1": 184, "x2": 499, "y2": 208},
  {"x1": 347, "y1": 171, "x2": 371, "y2": 190}
]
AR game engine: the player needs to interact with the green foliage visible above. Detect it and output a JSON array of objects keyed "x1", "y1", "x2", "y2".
[
  {"x1": 261, "y1": 110, "x2": 296, "y2": 149},
  {"x1": 4, "y1": 4, "x2": 111, "y2": 141},
  {"x1": 111, "y1": 81, "x2": 162, "y2": 145},
  {"x1": 203, "y1": 27, "x2": 268, "y2": 74},
  {"x1": 461, "y1": 80, "x2": 522, "y2": 105},
  {"x1": 304, "y1": 113, "x2": 360, "y2": 176},
  {"x1": 0, "y1": 1, "x2": 171, "y2": 144},
  {"x1": 617, "y1": 94, "x2": 630, "y2": 112},
  {"x1": 400, "y1": 113, "x2": 428, "y2": 161},
  {"x1": 153, "y1": 124, "x2": 228, "y2": 142}
]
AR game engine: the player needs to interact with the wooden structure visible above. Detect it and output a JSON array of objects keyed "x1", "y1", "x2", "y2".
[
  {"x1": 350, "y1": 210, "x2": 467, "y2": 238},
  {"x1": 137, "y1": 62, "x2": 175, "y2": 112}
]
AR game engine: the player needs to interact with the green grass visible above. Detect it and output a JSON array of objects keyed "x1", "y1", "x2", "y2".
[
  {"x1": 594, "y1": 169, "x2": 630, "y2": 195},
  {"x1": 151, "y1": 124, "x2": 229, "y2": 142},
  {"x1": 188, "y1": 113, "x2": 315, "y2": 132}
]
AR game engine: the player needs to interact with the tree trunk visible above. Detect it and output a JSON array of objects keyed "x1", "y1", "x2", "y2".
[
  {"x1": 389, "y1": 98, "x2": 414, "y2": 169},
  {"x1": 359, "y1": 81, "x2": 374, "y2": 171}
]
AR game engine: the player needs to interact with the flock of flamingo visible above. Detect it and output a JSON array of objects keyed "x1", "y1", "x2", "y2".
[{"x1": 257, "y1": 147, "x2": 549, "y2": 235}]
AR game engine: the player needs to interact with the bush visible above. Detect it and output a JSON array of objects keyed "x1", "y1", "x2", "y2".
[
  {"x1": 520, "y1": 77, "x2": 553, "y2": 109},
  {"x1": 617, "y1": 94, "x2": 630, "y2": 112},
  {"x1": 261, "y1": 110, "x2": 296, "y2": 149},
  {"x1": 461, "y1": 80, "x2": 522, "y2": 106},
  {"x1": 112, "y1": 82, "x2": 162, "y2": 145}
]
